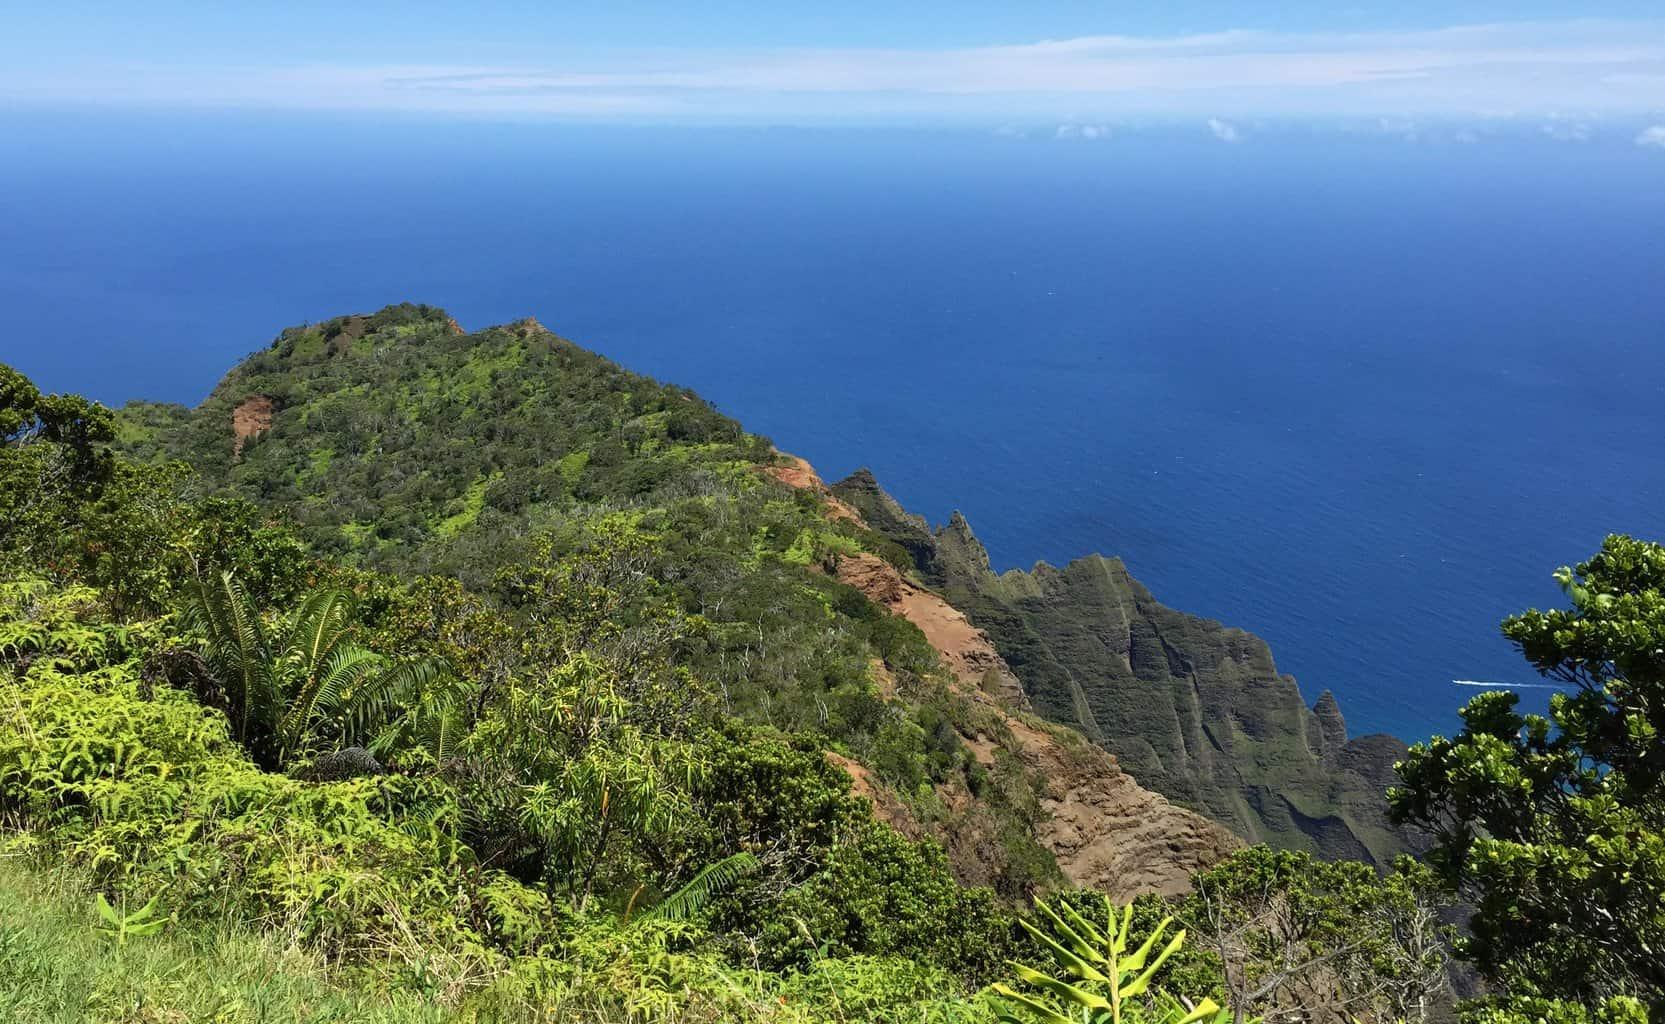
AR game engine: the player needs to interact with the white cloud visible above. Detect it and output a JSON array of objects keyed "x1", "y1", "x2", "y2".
[
  {"x1": 1541, "y1": 121, "x2": 1593, "y2": 142},
  {"x1": 1207, "y1": 118, "x2": 1243, "y2": 142},
  {"x1": 6, "y1": 18, "x2": 1665, "y2": 120},
  {"x1": 1376, "y1": 117, "x2": 1419, "y2": 138},
  {"x1": 1055, "y1": 123, "x2": 1110, "y2": 140},
  {"x1": 1638, "y1": 125, "x2": 1665, "y2": 147}
]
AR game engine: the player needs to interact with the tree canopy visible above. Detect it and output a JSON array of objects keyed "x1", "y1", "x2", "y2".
[{"x1": 1393, "y1": 534, "x2": 1665, "y2": 1016}]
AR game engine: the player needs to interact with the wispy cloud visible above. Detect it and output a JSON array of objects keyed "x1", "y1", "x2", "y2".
[
  {"x1": 1542, "y1": 120, "x2": 1594, "y2": 142},
  {"x1": 1206, "y1": 118, "x2": 1243, "y2": 142},
  {"x1": 7, "y1": 19, "x2": 1665, "y2": 120},
  {"x1": 1054, "y1": 123, "x2": 1110, "y2": 140},
  {"x1": 1638, "y1": 124, "x2": 1665, "y2": 147}
]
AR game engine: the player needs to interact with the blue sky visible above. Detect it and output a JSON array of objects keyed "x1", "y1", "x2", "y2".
[{"x1": 5, "y1": 2, "x2": 1665, "y2": 123}]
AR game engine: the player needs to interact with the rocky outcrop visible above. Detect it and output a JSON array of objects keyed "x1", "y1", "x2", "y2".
[
  {"x1": 763, "y1": 453, "x2": 866, "y2": 525},
  {"x1": 1312, "y1": 690, "x2": 1349, "y2": 765},
  {"x1": 828, "y1": 537, "x2": 1238, "y2": 899},
  {"x1": 230, "y1": 395, "x2": 274, "y2": 457},
  {"x1": 998, "y1": 713, "x2": 1240, "y2": 898},
  {"x1": 831, "y1": 468, "x2": 955, "y2": 577},
  {"x1": 834, "y1": 552, "x2": 1027, "y2": 709},
  {"x1": 832, "y1": 469, "x2": 1413, "y2": 867}
]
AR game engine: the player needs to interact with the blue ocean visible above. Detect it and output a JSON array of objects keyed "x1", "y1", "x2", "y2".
[{"x1": 4, "y1": 110, "x2": 1662, "y2": 743}]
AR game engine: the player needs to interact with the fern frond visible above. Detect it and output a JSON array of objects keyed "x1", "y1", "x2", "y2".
[
  {"x1": 184, "y1": 571, "x2": 276, "y2": 744},
  {"x1": 638, "y1": 851, "x2": 759, "y2": 924},
  {"x1": 343, "y1": 655, "x2": 454, "y2": 747},
  {"x1": 282, "y1": 588, "x2": 353, "y2": 672},
  {"x1": 280, "y1": 644, "x2": 382, "y2": 753}
]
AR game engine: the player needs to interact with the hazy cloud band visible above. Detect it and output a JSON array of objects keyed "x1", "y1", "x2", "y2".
[{"x1": 8, "y1": 19, "x2": 1665, "y2": 119}]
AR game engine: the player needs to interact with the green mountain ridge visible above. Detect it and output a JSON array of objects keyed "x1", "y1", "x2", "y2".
[
  {"x1": 11, "y1": 300, "x2": 1647, "y2": 1021},
  {"x1": 123, "y1": 303, "x2": 1405, "y2": 866},
  {"x1": 119, "y1": 306, "x2": 768, "y2": 582},
  {"x1": 113, "y1": 302, "x2": 1244, "y2": 899},
  {"x1": 830, "y1": 467, "x2": 1413, "y2": 865}
]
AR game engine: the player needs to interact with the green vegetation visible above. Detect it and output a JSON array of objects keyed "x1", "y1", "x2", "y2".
[
  {"x1": 0, "y1": 858, "x2": 457, "y2": 1024},
  {"x1": 0, "y1": 329, "x2": 1062, "y2": 1021},
  {"x1": 832, "y1": 471, "x2": 1409, "y2": 867},
  {"x1": 182, "y1": 571, "x2": 453, "y2": 770},
  {"x1": 1393, "y1": 535, "x2": 1665, "y2": 1020},
  {"x1": 114, "y1": 305, "x2": 1063, "y2": 896},
  {"x1": 994, "y1": 900, "x2": 1231, "y2": 1024},
  {"x1": 3, "y1": 306, "x2": 1660, "y2": 1022},
  {"x1": 1168, "y1": 847, "x2": 1449, "y2": 1022}
]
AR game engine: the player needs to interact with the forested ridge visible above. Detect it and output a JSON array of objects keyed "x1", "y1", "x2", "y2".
[{"x1": 2, "y1": 304, "x2": 1660, "y2": 1023}]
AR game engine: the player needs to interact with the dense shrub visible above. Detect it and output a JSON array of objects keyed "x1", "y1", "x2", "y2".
[
  {"x1": 0, "y1": 580, "x2": 521, "y2": 978},
  {"x1": 767, "y1": 820, "x2": 1013, "y2": 979}
]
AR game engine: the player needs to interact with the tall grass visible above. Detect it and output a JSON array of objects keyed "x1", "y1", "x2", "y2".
[
  {"x1": 0, "y1": 856, "x2": 993, "y2": 1024},
  {"x1": 0, "y1": 857, "x2": 453, "y2": 1024}
]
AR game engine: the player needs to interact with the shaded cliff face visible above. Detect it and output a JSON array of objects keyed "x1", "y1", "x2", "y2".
[
  {"x1": 757, "y1": 463, "x2": 1239, "y2": 898},
  {"x1": 832, "y1": 468, "x2": 1413, "y2": 866},
  {"x1": 821, "y1": 548, "x2": 1239, "y2": 898}
]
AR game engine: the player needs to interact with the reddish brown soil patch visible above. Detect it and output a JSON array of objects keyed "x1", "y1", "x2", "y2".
[
  {"x1": 231, "y1": 395, "x2": 275, "y2": 458},
  {"x1": 831, "y1": 549, "x2": 1238, "y2": 897},
  {"x1": 825, "y1": 751, "x2": 921, "y2": 838},
  {"x1": 835, "y1": 552, "x2": 1026, "y2": 706},
  {"x1": 762, "y1": 453, "x2": 866, "y2": 525}
]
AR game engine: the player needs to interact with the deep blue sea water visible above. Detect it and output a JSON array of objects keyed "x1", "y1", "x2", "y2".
[{"x1": 4, "y1": 111, "x2": 1662, "y2": 743}]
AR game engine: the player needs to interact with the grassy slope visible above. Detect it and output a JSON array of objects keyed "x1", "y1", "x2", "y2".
[
  {"x1": 0, "y1": 858, "x2": 453, "y2": 1024},
  {"x1": 0, "y1": 854, "x2": 996, "y2": 1024}
]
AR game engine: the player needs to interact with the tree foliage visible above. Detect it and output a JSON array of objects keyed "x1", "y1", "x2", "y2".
[
  {"x1": 1174, "y1": 847, "x2": 1449, "y2": 1023},
  {"x1": 1392, "y1": 534, "x2": 1665, "y2": 1015}
]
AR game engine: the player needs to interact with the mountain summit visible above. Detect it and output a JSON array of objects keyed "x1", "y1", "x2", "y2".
[{"x1": 122, "y1": 303, "x2": 1406, "y2": 875}]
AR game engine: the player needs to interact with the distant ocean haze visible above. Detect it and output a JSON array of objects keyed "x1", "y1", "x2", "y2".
[{"x1": 3, "y1": 110, "x2": 1662, "y2": 742}]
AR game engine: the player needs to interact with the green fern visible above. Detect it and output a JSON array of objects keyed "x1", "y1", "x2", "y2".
[
  {"x1": 636, "y1": 851, "x2": 760, "y2": 925},
  {"x1": 366, "y1": 669, "x2": 473, "y2": 765},
  {"x1": 181, "y1": 571, "x2": 453, "y2": 769}
]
